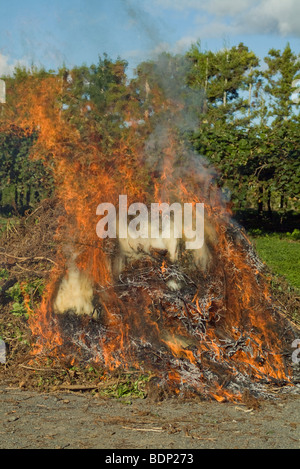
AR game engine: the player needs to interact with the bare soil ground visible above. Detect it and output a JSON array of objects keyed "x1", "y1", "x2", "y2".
[{"x1": 0, "y1": 385, "x2": 299, "y2": 449}]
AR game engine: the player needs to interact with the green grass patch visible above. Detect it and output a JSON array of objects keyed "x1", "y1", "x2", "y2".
[{"x1": 251, "y1": 233, "x2": 300, "y2": 290}]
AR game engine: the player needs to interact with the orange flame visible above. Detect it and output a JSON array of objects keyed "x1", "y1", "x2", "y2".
[{"x1": 1, "y1": 69, "x2": 297, "y2": 401}]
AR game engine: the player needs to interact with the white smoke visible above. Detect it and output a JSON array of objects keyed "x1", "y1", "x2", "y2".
[{"x1": 54, "y1": 265, "x2": 93, "y2": 316}]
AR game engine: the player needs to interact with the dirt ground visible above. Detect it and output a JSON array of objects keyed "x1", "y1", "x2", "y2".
[{"x1": 0, "y1": 385, "x2": 299, "y2": 450}]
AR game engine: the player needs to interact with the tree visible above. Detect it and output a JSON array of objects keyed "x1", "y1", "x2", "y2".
[
  {"x1": 263, "y1": 43, "x2": 300, "y2": 123},
  {"x1": 187, "y1": 41, "x2": 300, "y2": 215},
  {"x1": 187, "y1": 42, "x2": 260, "y2": 125},
  {"x1": 0, "y1": 126, "x2": 54, "y2": 212}
]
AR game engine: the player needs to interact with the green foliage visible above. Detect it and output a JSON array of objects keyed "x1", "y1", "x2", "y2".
[
  {"x1": 187, "y1": 41, "x2": 300, "y2": 214},
  {"x1": 59, "y1": 54, "x2": 130, "y2": 147},
  {"x1": 100, "y1": 374, "x2": 151, "y2": 399},
  {"x1": 0, "y1": 268, "x2": 9, "y2": 281},
  {"x1": 0, "y1": 127, "x2": 54, "y2": 213},
  {"x1": 6, "y1": 278, "x2": 45, "y2": 318},
  {"x1": 263, "y1": 43, "x2": 300, "y2": 123},
  {"x1": 187, "y1": 42, "x2": 260, "y2": 123},
  {"x1": 286, "y1": 229, "x2": 300, "y2": 240},
  {"x1": 6, "y1": 283, "x2": 27, "y2": 317}
]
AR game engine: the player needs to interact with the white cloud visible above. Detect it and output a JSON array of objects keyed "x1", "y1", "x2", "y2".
[
  {"x1": 0, "y1": 54, "x2": 28, "y2": 76},
  {"x1": 151, "y1": 0, "x2": 208, "y2": 10},
  {"x1": 244, "y1": 0, "x2": 300, "y2": 36},
  {"x1": 151, "y1": 0, "x2": 254, "y2": 12},
  {"x1": 199, "y1": 0, "x2": 254, "y2": 17},
  {"x1": 173, "y1": 35, "x2": 200, "y2": 53},
  {"x1": 0, "y1": 54, "x2": 16, "y2": 76},
  {"x1": 151, "y1": 0, "x2": 300, "y2": 37}
]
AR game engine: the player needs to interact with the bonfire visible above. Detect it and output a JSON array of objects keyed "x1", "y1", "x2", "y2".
[{"x1": 0, "y1": 59, "x2": 299, "y2": 401}]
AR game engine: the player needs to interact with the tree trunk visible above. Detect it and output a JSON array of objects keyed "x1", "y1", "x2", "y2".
[
  {"x1": 267, "y1": 189, "x2": 272, "y2": 218},
  {"x1": 14, "y1": 185, "x2": 18, "y2": 208},
  {"x1": 248, "y1": 69, "x2": 252, "y2": 118},
  {"x1": 26, "y1": 185, "x2": 31, "y2": 206},
  {"x1": 257, "y1": 185, "x2": 263, "y2": 214}
]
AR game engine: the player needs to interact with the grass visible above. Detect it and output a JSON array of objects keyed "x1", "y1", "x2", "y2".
[{"x1": 250, "y1": 233, "x2": 300, "y2": 291}]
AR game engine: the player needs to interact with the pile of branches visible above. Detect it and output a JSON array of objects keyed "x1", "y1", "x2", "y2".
[{"x1": 0, "y1": 198, "x2": 64, "y2": 376}]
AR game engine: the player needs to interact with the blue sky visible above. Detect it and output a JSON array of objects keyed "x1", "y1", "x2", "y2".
[{"x1": 0, "y1": 0, "x2": 299, "y2": 77}]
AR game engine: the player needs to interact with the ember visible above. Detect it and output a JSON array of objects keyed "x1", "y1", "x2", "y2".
[{"x1": 3, "y1": 57, "x2": 299, "y2": 402}]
